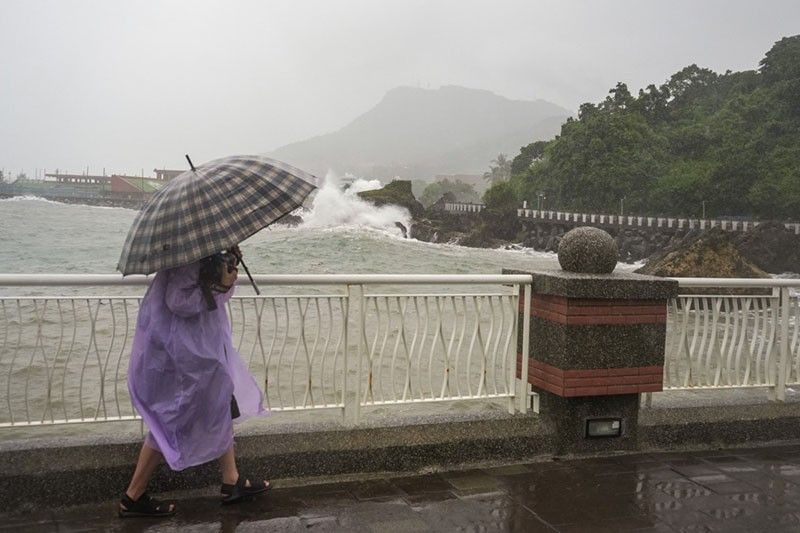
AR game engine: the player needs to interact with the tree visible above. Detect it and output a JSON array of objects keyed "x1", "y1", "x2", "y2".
[
  {"x1": 759, "y1": 35, "x2": 800, "y2": 84},
  {"x1": 483, "y1": 180, "x2": 517, "y2": 211},
  {"x1": 665, "y1": 64, "x2": 718, "y2": 102},
  {"x1": 511, "y1": 141, "x2": 548, "y2": 175},
  {"x1": 482, "y1": 154, "x2": 511, "y2": 185},
  {"x1": 419, "y1": 179, "x2": 480, "y2": 207},
  {"x1": 601, "y1": 82, "x2": 635, "y2": 112},
  {"x1": 481, "y1": 180, "x2": 521, "y2": 240},
  {"x1": 636, "y1": 84, "x2": 670, "y2": 123},
  {"x1": 759, "y1": 35, "x2": 800, "y2": 117}
]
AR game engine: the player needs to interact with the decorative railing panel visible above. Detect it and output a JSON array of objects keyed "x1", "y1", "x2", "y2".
[
  {"x1": 228, "y1": 295, "x2": 348, "y2": 412},
  {"x1": 660, "y1": 280, "x2": 800, "y2": 400},
  {"x1": 360, "y1": 293, "x2": 518, "y2": 406},
  {"x1": 0, "y1": 297, "x2": 140, "y2": 426},
  {"x1": 0, "y1": 274, "x2": 532, "y2": 428},
  {"x1": 664, "y1": 295, "x2": 779, "y2": 389}
]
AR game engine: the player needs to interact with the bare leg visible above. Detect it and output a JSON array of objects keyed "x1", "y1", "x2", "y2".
[
  {"x1": 125, "y1": 443, "x2": 166, "y2": 501},
  {"x1": 218, "y1": 445, "x2": 268, "y2": 488},
  {"x1": 219, "y1": 445, "x2": 239, "y2": 485}
]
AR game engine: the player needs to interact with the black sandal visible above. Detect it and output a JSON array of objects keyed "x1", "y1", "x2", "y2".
[
  {"x1": 118, "y1": 492, "x2": 176, "y2": 518},
  {"x1": 220, "y1": 476, "x2": 271, "y2": 505}
]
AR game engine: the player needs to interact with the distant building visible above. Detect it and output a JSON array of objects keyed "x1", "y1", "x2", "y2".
[
  {"x1": 45, "y1": 172, "x2": 111, "y2": 185},
  {"x1": 153, "y1": 169, "x2": 184, "y2": 181},
  {"x1": 110, "y1": 175, "x2": 166, "y2": 194}
]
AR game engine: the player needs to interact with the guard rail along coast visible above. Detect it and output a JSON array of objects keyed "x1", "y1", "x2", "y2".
[
  {"x1": 0, "y1": 274, "x2": 798, "y2": 431},
  {"x1": 439, "y1": 200, "x2": 800, "y2": 234},
  {"x1": 441, "y1": 201, "x2": 485, "y2": 214}
]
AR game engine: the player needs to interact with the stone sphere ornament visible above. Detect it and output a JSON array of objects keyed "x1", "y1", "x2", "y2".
[{"x1": 557, "y1": 227, "x2": 619, "y2": 274}]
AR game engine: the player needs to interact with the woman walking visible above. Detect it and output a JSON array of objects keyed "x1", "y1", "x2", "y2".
[{"x1": 119, "y1": 247, "x2": 269, "y2": 518}]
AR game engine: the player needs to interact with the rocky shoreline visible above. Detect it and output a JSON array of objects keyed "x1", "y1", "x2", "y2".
[
  {"x1": 0, "y1": 192, "x2": 145, "y2": 210},
  {"x1": 408, "y1": 210, "x2": 799, "y2": 276},
  {"x1": 352, "y1": 180, "x2": 799, "y2": 276}
]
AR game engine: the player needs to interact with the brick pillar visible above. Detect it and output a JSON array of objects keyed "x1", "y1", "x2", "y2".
[{"x1": 511, "y1": 270, "x2": 678, "y2": 454}]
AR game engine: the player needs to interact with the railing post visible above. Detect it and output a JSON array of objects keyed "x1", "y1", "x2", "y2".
[
  {"x1": 508, "y1": 288, "x2": 518, "y2": 414},
  {"x1": 518, "y1": 283, "x2": 531, "y2": 413},
  {"x1": 343, "y1": 284, "x2": 363, "y2": 425},
  {"x1": 777, "y1": 287, "x2": 790, "y2": 402}
]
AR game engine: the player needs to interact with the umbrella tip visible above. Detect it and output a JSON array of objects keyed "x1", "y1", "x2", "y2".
[{"x1": 185, "y1": 154, "x2": 196, "y2": 172}]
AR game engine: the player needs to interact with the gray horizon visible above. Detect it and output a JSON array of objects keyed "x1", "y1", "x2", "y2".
[{"x1": 1, "y1": 0, "x2": 798, "y2": 178}]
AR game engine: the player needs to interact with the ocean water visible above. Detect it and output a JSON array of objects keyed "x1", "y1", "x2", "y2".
[{"x1": 0, "y1": 185, "x2": 563, "y2": 278}]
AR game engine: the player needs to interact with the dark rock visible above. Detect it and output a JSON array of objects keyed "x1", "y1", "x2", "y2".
[
  {"x1": 275, "y1": 213, "x2": 303, "y2": 227},
  {"x1": 636, "y1": 228, "x2": 768, "y2": 278},
  {"x1": 409, "y1": 216, "x2": 471, "y2": 244},
  {"x1": 557, "y1": 227, "x2": 618, "y2": 274},
  {"x1": 545, "y1": 235, "x2": 561, "y2": 253},
  {"x1": 736, "y1": 221, "x2": 800, "y2": 274},
  {"x1": 394, "y1": 222, "x2": 408, "y2": 238},
  {"x1": 459, "y1": 226, "x2": 507, "y2": 248},
  {"x1": 358, "y1": 180, "x2": 424, "y2": 218}
]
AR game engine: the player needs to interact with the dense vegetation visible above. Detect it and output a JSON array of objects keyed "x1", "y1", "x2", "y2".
[
  {"x1": 487, "y1": 35, "x2": 800, "y2": 219},
  {"x1": 418, "y1": 179, "x2": 480, "y2": 207}
]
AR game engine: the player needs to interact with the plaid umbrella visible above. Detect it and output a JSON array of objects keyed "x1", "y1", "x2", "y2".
[{"x1": 117, "y1": 154, "x2": 317, "y2": 276}]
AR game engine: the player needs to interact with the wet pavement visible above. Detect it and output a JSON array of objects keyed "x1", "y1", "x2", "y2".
[{"x1": 6, "y1": 444, "x2": 800, "y2": 532}]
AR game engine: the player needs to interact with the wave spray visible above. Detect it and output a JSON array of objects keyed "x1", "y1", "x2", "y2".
[{"x1": 300, "y1": 172, "x2": 411, "y2": 237}]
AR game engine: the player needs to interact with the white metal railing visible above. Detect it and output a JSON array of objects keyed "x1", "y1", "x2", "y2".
[
  {"x1": 0, "y1": 274, "x2": 533, "y2": 429},
  {"x1": 443, "y1": 201, "x2": 485, "y2": 214},
  {"x1": 659, "y1": 278, "x2": 800, "y2": 401},
  {"x1": 516, "y1": 208, "x2": 800, "y2": 235}
]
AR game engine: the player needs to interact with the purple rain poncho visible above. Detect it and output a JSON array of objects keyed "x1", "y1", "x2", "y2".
[{"x1": 128, "y1": 262, "x2": 266, "y2": 471}]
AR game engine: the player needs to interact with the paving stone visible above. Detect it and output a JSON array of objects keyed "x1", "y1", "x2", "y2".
[
  {"x1": 235, "y1": 517, "x2": 305, "y2": 532},
  {"x1": 299, "y1": 515, "x2": 342, "y2": 532},
  {"x1": 367, "y1": 517, "x2": 432, "y2": 533},
  {"x1": 702, "y1": 455, "x2": 753, "y2": 465},
  {"x1": 402, "y1": 490, "x2": 457, "y2": 509},
  {"x1": 637, "y1": 467, "x2": 686, "y2": 482},
  {"x1": 670, "y1": 464, "x2": 724, "y2": 477},
  {"x1": 481, "y1": 463, "x2": 532, "y2": 476},
  {"x1": 8, "y1": 444, "x2": 800, "y2": 531},
  {"x1": 705, "y1": 481, "x2": 762, "y2": 495},
  {"x1": 689, "y1": 474, "x2": 736, "y2": 484},
  {"x1": 557, "y1": 514, "x2": 659, "y2": 532},
  {"x1": 349, "y1": 480, "x2": 404, "y2": 501},
  {"x1": 392, "y1": 474, "x2": 452, "y2": 495},
  {"x1": 0, "y1": 520, "x2": 59, "y2": 533},
  {"x1": 417, "y1": 494, "x2": 553, "y2": 532},
  {"x1": 441, "y1": 470, "x2": 501, "y2": 493}
]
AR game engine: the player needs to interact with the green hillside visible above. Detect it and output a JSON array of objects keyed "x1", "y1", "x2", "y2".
[{"x1": 492, "y1": 35, "x2": 800, "y2": 219}]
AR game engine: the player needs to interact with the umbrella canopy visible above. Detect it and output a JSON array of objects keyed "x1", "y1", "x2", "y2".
[{"x1": 118, "y1": 155, "x2": 317, "y2": 275}]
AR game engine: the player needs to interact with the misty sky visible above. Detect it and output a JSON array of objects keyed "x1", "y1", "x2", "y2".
[{"x1": 2, "y1": 0, "x2": 798, "y2": 178}]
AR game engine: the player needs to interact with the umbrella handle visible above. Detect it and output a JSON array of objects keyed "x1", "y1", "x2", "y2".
[{"x1": 238, "y1": 257, "x2": 261, "y2": 295}]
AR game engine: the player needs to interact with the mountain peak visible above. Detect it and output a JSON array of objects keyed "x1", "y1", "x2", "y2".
[{"x1": 271, "y1": 86, "x2": 571, "y2": 180}]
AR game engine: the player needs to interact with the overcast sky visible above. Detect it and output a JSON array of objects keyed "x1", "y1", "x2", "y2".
[{"x1": 1, "y1": 0, "x2": 798, "y2": 177}]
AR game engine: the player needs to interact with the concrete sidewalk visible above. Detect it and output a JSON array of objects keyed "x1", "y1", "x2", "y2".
[{"x1": 5, "y1": 442, "x2": 800, "y2": 532}]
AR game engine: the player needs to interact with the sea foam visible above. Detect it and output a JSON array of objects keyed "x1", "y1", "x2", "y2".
[{"x1": 299, "y1": 172, "x2": 411, "y2": 238}]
